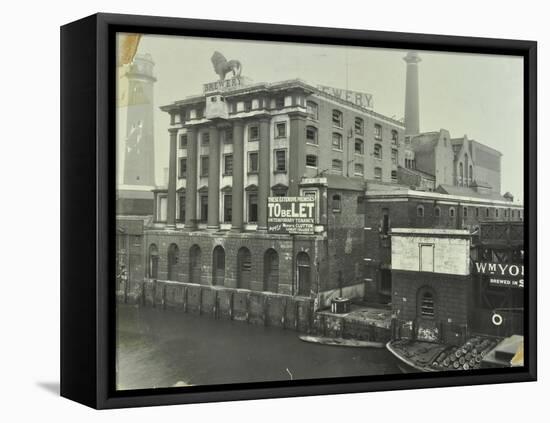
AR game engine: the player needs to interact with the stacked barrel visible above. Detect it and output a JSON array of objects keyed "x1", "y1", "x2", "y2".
[{"x1": 431, "y1": 337, "x2": 500, "y2": 371}]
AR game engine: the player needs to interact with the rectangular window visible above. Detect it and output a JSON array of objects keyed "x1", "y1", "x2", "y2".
[
  {"x1": 223, "y1": 194, "x2": 232, "y2": 223},
  {"x1": 306, "y1": 154, "x2": 318, "y2": 167},
  {"x1": 248, "y1": 193, "x2": 258, "y2": 222},
  {"x1": 224, "y1": 154, "x2": 233, "y2": 176},
  {"x1": 391, "y1": 170, "x2": 397, "y2": 182},
  {"x1": 249, "y1": 125, "x2": 259, "y2": 141},
  {"x1": 374, "y1": 124, "x2": 382, "y2": 140},
  {"x1": 200, "y1": 195, "x2": 208, "y2": 222},
  {"x1": 201, "y1": 132, "x2": 210, "y2": 145},
  {"x1": 374, "y1": 167, "x2": 382, "y2": 180},
  {"x1": 178, "y1": 195, "x2": 185, "y2": 222},
  {"x1": 179, "y1": 158, "x2": 187, "y2": 178},
  {"x1": 332, "y1": 159, "x2": 343, "y2": 173},
  {"x1": 275, "y1": 97, "x2": 285, "y2": 109},
  {"x1": 248, "y1": 151, "x2": 259, "y2": 173},
  {"x1": 275, "y1": 122, "x2": 287, "y2": 138},
  {"x1": 179, "y1": 134, "x2": 188, "y2": 149},
  {"x1": 332, "y1": 133, "x2": 343, "y2": 150},
  {"x1": 420, "y1": 244, "x2": 435, "y2": 272},
  {"x1": 200, "y1": 156, "x2": 209, "y2": 177},
  {"x1": 306, "y1": 126, "x2": 318, "y2": 144},
  {"x1": 274, "y1": 149, "x2": 287, "y2": 172},
  {"x1": 354, "y1": 163, "x2": 364, "y2": 175}
]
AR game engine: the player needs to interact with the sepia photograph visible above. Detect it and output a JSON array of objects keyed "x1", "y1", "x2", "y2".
[{"x1": 114, "y1": 32, "x2": 526, "y2": 391}]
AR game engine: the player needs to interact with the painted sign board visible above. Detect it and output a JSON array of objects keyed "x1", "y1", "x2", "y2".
[
  {"x1": 474, "y1": 262, "x2": 524, "y2": 289},
  {"x1": 317, "y1": 85, "x2": 374, "y2": 109},
  {"x1": 267, "y1": 196, "x2": 315, "y2": 235},
  {"x1": 203, "y1": 76, "x2": 249, "y2": 93}
]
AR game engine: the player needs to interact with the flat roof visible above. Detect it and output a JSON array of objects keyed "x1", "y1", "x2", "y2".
[
  {"x1": 391, "y1": 228, "x2": 471, "y2": 236},
  {"x1": 365, "y1": 188, "x2": 523, "y2": 207}
]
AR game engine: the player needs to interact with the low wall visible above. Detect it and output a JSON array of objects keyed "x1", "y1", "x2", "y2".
[
  {"x1": 117, "y1": 279, "x2": 390, "y2": 342},
  {"x1": 121, "y1": 279, "x2": 315, "y2": 332}
]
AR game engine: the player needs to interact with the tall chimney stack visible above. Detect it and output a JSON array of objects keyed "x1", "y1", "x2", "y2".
[{"x1": 403, "y1": 51, "x2": 421, "y2": 136}]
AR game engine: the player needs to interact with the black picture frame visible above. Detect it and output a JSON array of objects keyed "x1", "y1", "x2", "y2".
[{"x1": 60, "y1": 12, "x2": 537, "y2": 409}]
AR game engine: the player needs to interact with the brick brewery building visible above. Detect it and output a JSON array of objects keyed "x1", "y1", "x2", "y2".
[{"x1": 116, "y1": 49, "x2": 524, "y2": 340}]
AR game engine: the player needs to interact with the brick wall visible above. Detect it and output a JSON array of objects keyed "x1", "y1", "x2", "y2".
[
  {"x1": 143, "y1": 230, "x2": 325, "y2": 297},
  {"x1": 392, "y1": 270, "x2": 473, "y2": 344},
  {"x1": 325, "y1": 188, "x2": 365, "y2": 292}
]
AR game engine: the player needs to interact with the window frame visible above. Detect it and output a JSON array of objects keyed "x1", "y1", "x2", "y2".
[
  {"x1": 306, "y1": 125, "x2": 318, "y2": 145},
  {"x1": 223, "y1": 153, "x2": 233, "y2": 176},
  {"x1": 249, "y1": 125, "x2": 260, "y2": 141},
  {"x1": 374, "y1": 143, "x2": 383, "y2": 160},
  {"x1": 332, "y1": 109, "x2": 343, "y2": 128},
  {"x1": 275, "y1": 122, "x2": 287, "y2": 138},
  {"x1": 306, "y1": 154, "x2": 318, "y2": 168},
  {"x1": 248, "y1": 151, "x2": 259, "y2": 174},
  {"x1": 274, "y1": 148, "x2": 287, "y2": 173},
  {"x1": 331, "y1": 158, "x2": 343, "y2": 173},
  {"x1": 332, "y1": 132, "x2": 343, "y2": 151},
  {"x1": 200, "y1": 155, "x2": 209, "y2": 177}
]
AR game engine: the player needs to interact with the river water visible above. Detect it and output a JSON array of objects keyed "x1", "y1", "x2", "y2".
[{"x1": 116, "y1": 304, "x2": 402, "y2": 390}]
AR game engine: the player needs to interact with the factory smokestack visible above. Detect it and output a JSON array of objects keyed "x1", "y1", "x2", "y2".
[{"x1": 403, "y1": 51, "x2": 421, "y2": 136}]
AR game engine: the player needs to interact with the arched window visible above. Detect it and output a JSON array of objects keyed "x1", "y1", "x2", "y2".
[
  {"x1": 417, "y1": 205, "x2": 424, "y2": 217},
  {"x1": 306, "y1": 125, "x2": 318, "y2": 144},
  {"x1": 332, "y1": 132, "x2": 343, "y2": 150},
  {"x1": 354, "y1": 117, "x2": 364, "y2": 135},
  {"x1": 418, "y1": 288, "x2": 436, "y2": 318},
  {"x1": 332, "y1": 109, "x2": 343, "y2": 127},
  {"x1": 212, "y1": 246, "x2": 225, "y2": 286},
  {"x1": 463, "y1": 207, "x2": 468, "y2": 218},
  {"x1": 263, "y1": 249, "x2": 279, "y2": 293},
  {"x1": 459, "y1": 162, "x2": 464, "y2": 186},
  {"x1": 354, "y1": 138, "x2": 364, "y2": 155},
  {"x1": 332, "y1": 194, "x2": 341, "y2": 212},
  {"x1": 449, "y1": 207, "x2": 456, "y2": 218},
  {"x1": 296, "y1": 252, "x2": 311, "y2": 296},
  {"x1": 486, "y1": 208, "x2": 490, "y2": 218},
  {"x1": 434, "y1": 206, "x2": 441, "y2": 218},
  {"x1": 167, "y1": 244, "x2": 180, "y2": 280},
  {"x1": 189, "y1": 245, "x2": 202, "y2": 284},
  {"x1": 391, "y1": 130, "x2": 399, "y2": 145},
  {"x1": 148, "y1": 244, "x2": 159, "y2": 279},
  {"x1": 237, "y1": 247, "x2": 252, "y2": 289},
  {"x1": 374, "y1": 143, "x2": 382, "y2": 159},
  {"x1": 469, "y1": 165, "x2": 473, "y2": 184},
  {"x1": 306, "y1": 101, "x2": 318, "y2": 120}
]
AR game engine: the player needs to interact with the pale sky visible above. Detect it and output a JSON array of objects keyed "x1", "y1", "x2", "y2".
[{"x1": 129, "y1": 33, "x2": 524, "y2": 202}]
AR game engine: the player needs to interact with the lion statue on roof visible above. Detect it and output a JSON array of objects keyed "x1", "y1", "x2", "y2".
[{"x1": 211, "y1": 51, "x2": 242, "y2": 81}]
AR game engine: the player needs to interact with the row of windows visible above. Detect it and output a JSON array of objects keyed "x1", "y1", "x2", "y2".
[
  {"x1": 180, "y1": 153, "x2": 396, "y2": 179},
  {"x1": 415, "y1": 204, "x2": 523, "y2": 219},
  {"x1": 308, "y1": 102, "x2": 399, "y2": 144},
  {"x1": 179, "y1": 124, "x2": 399, "y2": 150}
]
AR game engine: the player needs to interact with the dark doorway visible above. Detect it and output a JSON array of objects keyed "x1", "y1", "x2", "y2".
[
  {"x1": 237, "y1": 247, "x2": 252, "y2": 289},
  {"x1": 263, "y1": 249, "x2": 279, "y2": 293},
  {"x1": 148, "y1": 244, "x2": 159, "y2": 279},
  {"x1": 296, "y1": 252, "x2": 311, "y2": 296},
  {"x1": 212, "y1": 245, "x2": 225, "y2": 286},
  {"x1": 167, "y1": 243, "x2": 179, "y2": 280},
  {"x1": 189, "y1": 244, "x2": 202, "y2": 284}
]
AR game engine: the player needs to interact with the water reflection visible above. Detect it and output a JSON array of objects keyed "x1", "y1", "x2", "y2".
[{"x1": 116, "y1": 304, "x2": 402, "y2": 390}]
